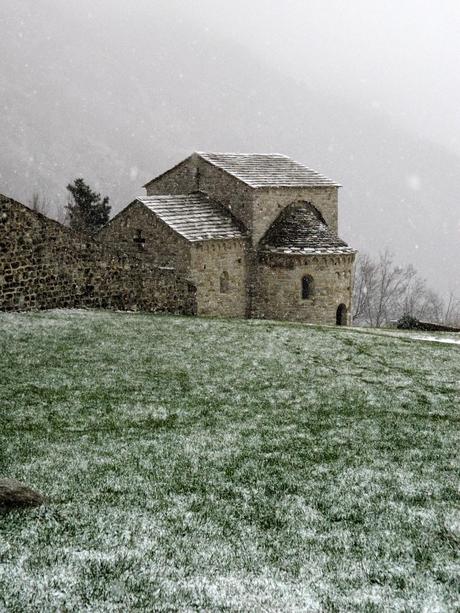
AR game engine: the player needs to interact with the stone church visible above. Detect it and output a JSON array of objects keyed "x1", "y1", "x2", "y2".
[{"x1": 99, "y1": 152, "x2": 356, "y2": 325}]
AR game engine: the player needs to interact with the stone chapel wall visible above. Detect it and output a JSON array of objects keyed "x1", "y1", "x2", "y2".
[
  {"x1": 97, "y1": 201, "x2": 191, "y2": 274},
  {"x1": 145, "y1": 156, "x2": 198, "y2": 195},
  {"x1": 195, "y1": 158, "x2": 254, "y2": 232},
  {"x1": 145, "y1": 155, "x2": 254, "y2": 233},
  {"x1": 252, "y1": 187, "x2": 339, "y2": 245},
  {"x1": 253, "y1": 252, "x2": 355, "y2": 325},
  {"x1": 0, "y1": 196, "x2": 196, "y2": 314},
  {"x1": 190, "y1": 239, "x2": 247, "y2": 317}
]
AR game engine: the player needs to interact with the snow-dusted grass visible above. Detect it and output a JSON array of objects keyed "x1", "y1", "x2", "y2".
[
  {"x1": 0, "y1": 310, "x2": 459, "y2": 612},
  {"x1": 352, "y1": 325, "x2": 460, "y2": 346}
]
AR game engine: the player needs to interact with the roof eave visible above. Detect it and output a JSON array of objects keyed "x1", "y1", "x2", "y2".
[
  {"x1": 252, "y1": 183, "x2": 342, "y2": 189},
  {"x1": 260, "y1": 247, "x2": 357, "y2": 255},
  {"x1": 189, "y1": 235, "x2": 248, "y2": 244}
]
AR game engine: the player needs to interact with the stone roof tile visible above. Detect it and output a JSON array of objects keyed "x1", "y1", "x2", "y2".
[
  {"x1": 197, "y1": 152, "x2": 339, "y2": 188},
  {"x1": 260, "y1": 202, "x2": 355, "y2": 255},
  {"x1": 138, "y1": 193, "x2": 246, "y2": 242}
]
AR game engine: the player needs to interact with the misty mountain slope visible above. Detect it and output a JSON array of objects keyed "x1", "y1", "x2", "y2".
[{"x1": 0, "y1": 1, "x2": 458, "y2": 293}]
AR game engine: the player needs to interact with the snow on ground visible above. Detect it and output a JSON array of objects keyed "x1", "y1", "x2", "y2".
[
  {"x1": 1, "y1": 310, "x2": 459, "y2": 611},
  {"x1": 352, "y1": 326, "x2": 460, "y2": 346},
  {"x1": 409, "y1": 334, "x2": 460, "y2": 345}
]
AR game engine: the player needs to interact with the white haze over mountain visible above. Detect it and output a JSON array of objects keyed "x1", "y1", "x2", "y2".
[
  {"x1": 195, "y1": 0, "x2": 460, "y2": 157},
  {"x1": 0, "y1": 0, "x2": 459, "y2": 295}
]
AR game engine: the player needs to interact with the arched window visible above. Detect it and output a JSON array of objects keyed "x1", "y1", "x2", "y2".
[
  {"x1": 220, "y1": 270, "x2": 229, "y2": 293},
  {"x1": 301, "y1": 275, "x2": 314, "y2": 299}
]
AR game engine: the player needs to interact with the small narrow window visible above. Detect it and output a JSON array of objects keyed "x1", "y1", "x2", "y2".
[
  {"x1": 302, "y1": 275, "x2": 314, "y2": 299},
  {"x1": 220, "y1": 270, "x2": 229, "y2": 293},
  {"x1": 133, "y1": 229, "x2": 145, "y2": 251}
]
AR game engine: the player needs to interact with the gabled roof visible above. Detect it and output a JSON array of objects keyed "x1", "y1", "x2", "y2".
[
  {"x1": 197, "y1": 152, "x2": 340, "y2": 188},
  {"x1": 137, "y1": 193, "x2": 246, "y2": 242},
  {"x1": 260, "y1": 202, "x2": 355, "y2": 255}
]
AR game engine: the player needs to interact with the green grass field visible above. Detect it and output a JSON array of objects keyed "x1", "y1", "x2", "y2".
[{"x1": 1, "y1": 310, "x2": 459, "y2": 612}]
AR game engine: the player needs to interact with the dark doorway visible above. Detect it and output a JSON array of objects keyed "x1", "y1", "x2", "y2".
[{"x1": 336, "y1": 304, "x2": 347, "y2": 326}]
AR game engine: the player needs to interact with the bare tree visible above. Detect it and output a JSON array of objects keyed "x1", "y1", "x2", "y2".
[
  {"x1": 55, "y1": 204, "x2": 69, "y2": 226},
  {"x1": 371, "y1": 251, "x2": 415, "y2": 326},
  {"x1": 29, "y1": 191, "x2": 70, "y2": 226},
  {"x1": 443, "y1": 292, "x2": 460, "y2": 326},
  {"x1": 353, "y1": 250, "x2": 413, "y2": 326},
  {"x1": 352, "y1": 253, "x2": 376, "y2": 323},
  {"x1": 30, "y1": 192, "x2": 51, "y2": 216},
  {"x1": 353, "y1": 250, "x2": 452, "y2": 327},
  {"x1": 401, "y1": 275, "x2": 443, "y2": 322}
]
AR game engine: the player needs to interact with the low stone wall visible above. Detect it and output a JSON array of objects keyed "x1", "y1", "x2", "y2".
[
  {"x1": 416, "y1": 322, "x2": 460, "y2": 333},
  {"x1": 0, "y1": 195, "x2": 196, "y2": 315},
  {"x1": 394, "y1": 315, "x2": 460, "y2": 332}
]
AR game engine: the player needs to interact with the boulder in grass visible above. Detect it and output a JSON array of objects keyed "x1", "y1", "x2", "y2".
[{"x1": 0, "y1": 478, "x2": 45, "y2": 511}]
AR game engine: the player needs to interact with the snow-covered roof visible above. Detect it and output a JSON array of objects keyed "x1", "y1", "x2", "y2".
[
  {"x1": 260, "y1": 202, "x2": 355, "y2": 255},
  {"x1": 138, "y1": 193, "x2": 246, "y2": 242},
  {"x1": 197, "y1": 152, "x2": 340, "y2": 188}
]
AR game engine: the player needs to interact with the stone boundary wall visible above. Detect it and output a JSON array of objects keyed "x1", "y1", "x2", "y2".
[
  {"x1": 416, "y1": 322, "x2": 460, "y2": 333},
  {"x1": 406, "y1": 321, "x2": 460, "y2": 333},
  {"x1": 0, "y1": 195, "x2": 196, "y2": 314}
]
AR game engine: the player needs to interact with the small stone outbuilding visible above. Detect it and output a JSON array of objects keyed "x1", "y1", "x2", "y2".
[{"x1": 99, "y1": 152, "x2": 356, "y2": 325}]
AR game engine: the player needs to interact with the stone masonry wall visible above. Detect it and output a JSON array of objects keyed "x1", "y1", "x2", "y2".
[
  {"x1": 145, "y1": 157, "x2": 339, "y2": 247},
  {"x1": 143, "y1": 155, "x2": 257, "y2": 319},
  {"x1": 104, "y1": 155, "x2": 353, "y2": 324},
  {"x1": 98, "y1": 198, "x2": 247, "y2": 318},
  {"x1": 253, "y1": 252, "x2": 355, "y2": 325},
  {"x1": 145, "y1": 154, "x2": 255, "y2": 235},
  {"x1": 195, "y1": 158, "x2": 254, "y2": 232},
  {"x1": 252, "y1": 187, "x2": 339, "y2": 245},
  {"x1": 145, "y1": 156, "x2": 198, "y2": 196},
  {"x1": 190, "y1": 240, "x2": 247, "y2": 317},
  {"x1": 0, "y1": 196, "x2": 196, "y2": 314},
  {"x1": 97, "y1": 201, "x2": 191, "y2": 274}
]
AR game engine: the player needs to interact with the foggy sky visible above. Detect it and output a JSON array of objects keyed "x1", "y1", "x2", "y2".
[
  {"x1": 180, "y1": 0, "x2": 460, "y2": 156},
  {"x1": 1, "y1": 0, "x2": 459, "y2": 295}
]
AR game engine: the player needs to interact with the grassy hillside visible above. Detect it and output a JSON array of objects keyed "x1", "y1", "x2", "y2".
[{"x1": 0, "y1": 311, "x2": 459, "y2": 611}]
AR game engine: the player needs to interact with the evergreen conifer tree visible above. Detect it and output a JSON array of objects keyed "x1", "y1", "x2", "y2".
[{"x1": 66, "y1": 178, "x2": 110, "y2": 234}]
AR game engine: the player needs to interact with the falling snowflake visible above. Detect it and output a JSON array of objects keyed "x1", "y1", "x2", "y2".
[{"x1": 406, "y1": 174, "x2": 421, "y2": 191}]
